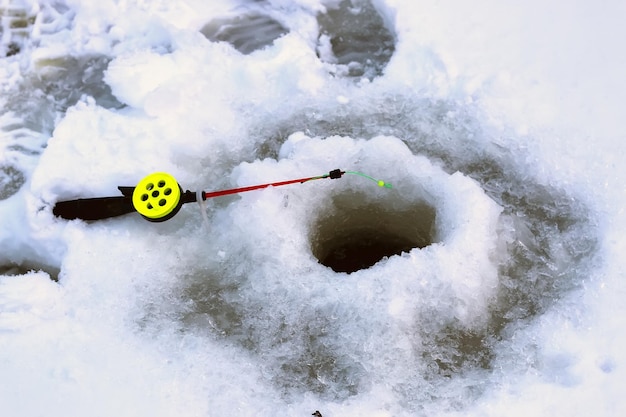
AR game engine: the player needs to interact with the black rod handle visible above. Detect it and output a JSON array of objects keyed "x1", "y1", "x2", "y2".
[{"x1": 53, "y1": 196, "x2": 136, "y2": 221}]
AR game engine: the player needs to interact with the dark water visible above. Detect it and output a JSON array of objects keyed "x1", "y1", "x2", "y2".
[{"x1": 312, "y1": 199, "x2": 436, "y2": 273}]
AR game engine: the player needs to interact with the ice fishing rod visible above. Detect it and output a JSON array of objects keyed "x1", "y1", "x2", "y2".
[{"x1": 52, "y1": 169, "x2": 392, "y2": 222}]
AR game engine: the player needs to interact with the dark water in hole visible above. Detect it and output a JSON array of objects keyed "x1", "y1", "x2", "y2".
[
  {"x1": 312, "y1": 200, "x2": 437, "y2": 273},
  {"x1": 319, "y1": 229, "x2": 417, "y2": 273}
]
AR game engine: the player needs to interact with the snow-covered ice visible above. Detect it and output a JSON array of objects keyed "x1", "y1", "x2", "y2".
[{"x1": 1, "y1": 0, "x2": 624, "y2": 416}]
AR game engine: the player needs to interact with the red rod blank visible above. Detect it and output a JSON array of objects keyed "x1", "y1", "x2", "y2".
[{"x1": 202, "y1": 175, "x2": 324, "y2": 200}]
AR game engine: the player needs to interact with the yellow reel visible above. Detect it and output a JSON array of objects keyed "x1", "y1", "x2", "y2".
[{"x1": 132, "y1": 172, "x2": 182, "y2": 222}]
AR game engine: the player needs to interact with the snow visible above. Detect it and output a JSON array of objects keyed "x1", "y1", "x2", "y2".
[{"x1": 1, "y1": 0, "x2": 625, "y2": 416}]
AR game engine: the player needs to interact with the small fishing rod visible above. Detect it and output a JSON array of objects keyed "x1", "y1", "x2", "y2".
[{"x1": 52, "y1": 169, "x2": 392, "y2": 222}]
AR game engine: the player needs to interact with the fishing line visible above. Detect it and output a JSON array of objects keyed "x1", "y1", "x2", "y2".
[{"x1": 344, "y1": 171, "x2": 392, "y2": 188}]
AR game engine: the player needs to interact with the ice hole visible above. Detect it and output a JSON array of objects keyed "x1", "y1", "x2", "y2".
[{"x1": 311, "y1": 194, "x2": 436, "y2": 273}]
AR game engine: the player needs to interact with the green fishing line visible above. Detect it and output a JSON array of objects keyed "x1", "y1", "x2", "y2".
[{"x1": 345, "y1": 171, "x2": 393, "y2": 188}]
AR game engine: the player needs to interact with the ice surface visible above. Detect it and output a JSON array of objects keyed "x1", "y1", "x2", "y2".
[
  {"x1": 1, "y1": 0, "x2": 625, "y2": 416},
  {"x1": 201, "y1": 11, "x2": 289, "y2": 55},
  {"x1": 316, "y1": 0, "x2": 395, "y2": 79}
]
